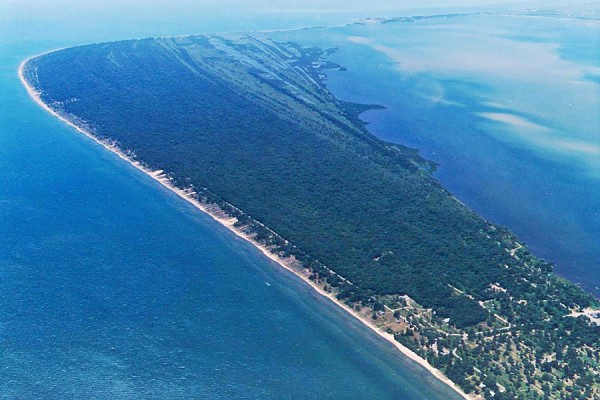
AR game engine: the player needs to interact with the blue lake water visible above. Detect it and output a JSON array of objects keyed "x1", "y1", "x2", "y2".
[
  {"x1": 0, "y1": 6, "x2": 463, "y2": 400},
  {"x1": 272, "y1": 11, "x2": 600, "y2": 296}
]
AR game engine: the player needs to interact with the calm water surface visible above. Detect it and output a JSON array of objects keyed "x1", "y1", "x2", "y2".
[
  {"x1": 0, "y1": 6, "x2": 462, "y2": 400},
  {"x1": 273, "y1": 11, "x2": 600, "y2": 296}
]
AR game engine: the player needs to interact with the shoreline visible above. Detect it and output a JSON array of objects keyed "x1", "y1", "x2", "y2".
[{"x1": 18, "y1": 55, "x2": 472, "y2": 400}]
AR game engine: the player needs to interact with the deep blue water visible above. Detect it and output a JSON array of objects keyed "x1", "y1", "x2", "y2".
[
  {"x1": 0, "y1": 6, "x2": 462, "y2": 400},
  {"x1": 273, "y1": 12, "x2": 600, "y2": 296}
]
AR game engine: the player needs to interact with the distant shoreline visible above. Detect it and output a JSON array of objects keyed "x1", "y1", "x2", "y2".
[{"x1": 18, "y1": 54, "x2": 472, "y2": 400}]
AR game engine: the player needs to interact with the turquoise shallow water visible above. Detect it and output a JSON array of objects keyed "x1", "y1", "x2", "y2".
[{"x1": 0, "y1": 7, "x2": 461, "y2": 400}]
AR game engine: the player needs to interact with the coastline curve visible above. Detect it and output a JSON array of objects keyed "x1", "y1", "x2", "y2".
[{"x1": 18, "y1": 54, "x2": 472, "y2": 400}]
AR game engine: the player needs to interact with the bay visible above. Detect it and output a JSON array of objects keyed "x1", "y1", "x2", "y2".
[{"x1": 272, "y1": 10, "x2": 600, "y2": 296}]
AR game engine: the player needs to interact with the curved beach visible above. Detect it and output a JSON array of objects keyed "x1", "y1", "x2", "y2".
[{"x1": 19, "y1": 54, "x2": 472, "y2": 400}]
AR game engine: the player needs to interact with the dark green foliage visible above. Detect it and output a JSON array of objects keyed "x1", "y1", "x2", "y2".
[{"x1": 24, "y1": 34, "x2": 594, "y2": 331}]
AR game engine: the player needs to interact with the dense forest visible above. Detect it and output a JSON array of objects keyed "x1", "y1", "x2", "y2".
[{"x1": 24, "y1": 34, "x2": 599, "y2": 398}]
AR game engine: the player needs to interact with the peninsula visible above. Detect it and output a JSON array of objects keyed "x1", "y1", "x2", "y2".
[{"x1": 20, "y1": 34, "x2": 599, "y2": 399}]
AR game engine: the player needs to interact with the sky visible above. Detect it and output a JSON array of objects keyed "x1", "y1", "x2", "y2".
[
  {"x1": 3, "y1": 0, "x2": 595, "y2": 17},
  {"x1": 1, "y1": 0, "x2": 597, "y2": 44},
  {"x1": 4, "y1": 0, "x2": 528, "y2": 43}
]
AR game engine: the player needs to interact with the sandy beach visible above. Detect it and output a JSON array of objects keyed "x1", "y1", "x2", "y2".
[{"x1": 19, "y1": 54, "x2": 472, "y2": 400}]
